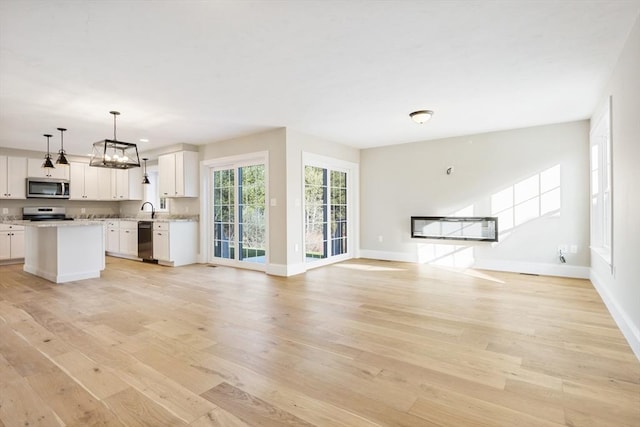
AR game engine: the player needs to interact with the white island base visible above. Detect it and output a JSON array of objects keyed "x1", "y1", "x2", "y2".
[{"x1": 23, "y1": 222, "x2": 105, "y2": 284}]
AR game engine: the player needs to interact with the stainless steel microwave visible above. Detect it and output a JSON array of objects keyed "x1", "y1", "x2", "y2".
[{"x1": 26, "y1": 177, "x2": 70, "y2": 199}]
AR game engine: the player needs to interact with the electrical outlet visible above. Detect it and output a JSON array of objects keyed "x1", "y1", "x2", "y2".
[
  {"x1": 378, "y1": 235, "x2": 383, "y2": 243},
  {"x1": 2, "y1": 208, "x2": 8, "y2": 214},
  {"x1": 570, "y1": 244, "x2": 578, "y2": 253},
  {"x1": 270, "y1": 198, "x2": 277, "y2": 206},
  {"x1": 558, "y1": 244, "x2": 568, "y2": 253},
  {"x1": 81, "y1": 208, "x2": 86, "y2": 214},
  {"x1": 294, "y1": 243, "x2": 299, "y2": 252}
]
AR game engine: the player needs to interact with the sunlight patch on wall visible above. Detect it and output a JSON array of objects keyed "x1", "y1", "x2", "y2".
[{"x1": 491, "y1": 164, "x2": 561, "y2": 238}]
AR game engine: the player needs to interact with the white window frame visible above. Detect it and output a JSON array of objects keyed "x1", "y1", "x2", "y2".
[
  {"x1": 302, "y1": 152, "x2": 359, "y2": 269},
  {"x1": 142, "y1": 165, "x2": 169, "y2": 213},
  {"x1": 590, "y1": 96, "x2": 613, "y2": 268},
  {"x1": 201, "y1": 151, "x2": 269, "y2": 272}
]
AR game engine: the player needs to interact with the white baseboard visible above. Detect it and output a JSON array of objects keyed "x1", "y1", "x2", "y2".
[
  {"x1": 358, "y1": 249, "x2": 416, "y2": 263},
  {"x1": 359, "y1": 250, "x2": 589, "y2": 278},
  {"x1": 23, "y1": 265, "x2": 101, "y2": 284},
  {"x1": 473, "y1": 259, "x2": 590, "y2": 279},
  {"x1": 266, "y1": 262, "x2": 306, "y2": 277},
  {"x1": 590, "y1": 269, "x2": 640, "y2": 360}
]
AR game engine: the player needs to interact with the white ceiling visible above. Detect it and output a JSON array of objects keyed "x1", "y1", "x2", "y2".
[{"x1": 1, "y1": 1, "x2": 639, "y2": 156}]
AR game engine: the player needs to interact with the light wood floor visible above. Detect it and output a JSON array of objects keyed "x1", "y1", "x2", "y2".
[{"x1": 0, "y1": 257, "x2": 638, "y2": 426}]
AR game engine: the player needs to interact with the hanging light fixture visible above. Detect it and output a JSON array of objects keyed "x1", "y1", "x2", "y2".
[
  {"x1": 56, "y1": 127, "x2": 69, "y2": 165},
  {"x1": 42, "y1": 134, "x2": 55, "y2": 170},
  {"x1": 409, "y1": 110, "x2": 434, "y2": 124},
  {"x1": 142, "y1": 158, "x2": 151, "y2": 184},
  {"x1": 89, "y1": 111, "x2": 141, "y2": 169}
]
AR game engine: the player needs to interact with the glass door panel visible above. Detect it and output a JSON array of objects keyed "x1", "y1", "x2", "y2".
[
  {"x1": 213, "y1": 169, "x2": 235, "y2": 260},
  {"x1": 239, "y1": 164, "x2": 266, "y2": 264},
  {"x1": 330, "y1": 170, "x2": 347, "y2": 256},
  {"x1": 305, "y1": 166, "x2": 328, "y2": 261}
]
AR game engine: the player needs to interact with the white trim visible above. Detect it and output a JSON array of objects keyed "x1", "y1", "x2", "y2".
[
  {"x1": 23, "y1": 265, "x2": 100, "y2": 284},
  {"x1": 301, "y1": 152, "x2": 360, "y2": 268},
  {"x1": 200, "y1": 151, "x2": 269, "y2": 270},
  {"x1": 266, "y1": 262, "x2": 306, "y2": 277},
  {"x1": 358, "y1": 249, "x2": 417, "y2": 263},
  {"x1": 359, "y1": 250, "x2": 589, "y2": 278},
  {"x1": 472, "y1": 259, "x2": 590, "y2": 278},
  {"x1": 590, "y1": 268, "x2": 640, "y2": 360}
]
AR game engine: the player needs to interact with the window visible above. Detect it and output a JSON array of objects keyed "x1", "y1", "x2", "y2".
[
  {"x1": 590, "y1": 97, "x2": 613, "y2": 263},
  {"x1": 142, "y1": 168, "x2": 169, "y2": 213}
]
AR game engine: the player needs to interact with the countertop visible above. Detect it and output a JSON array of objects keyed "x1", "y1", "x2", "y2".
[
  {"x1": 1, "y1": 217, "x2": 198, "y2": 225},
  {"x1": 2, "y1": 219, "x2": 105, "y2": 228}
]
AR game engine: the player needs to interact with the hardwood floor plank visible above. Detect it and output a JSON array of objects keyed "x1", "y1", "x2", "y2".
[
  {"x1": 0, "y1": 377, "x2": 62, "y2": 427},
  {"x1": 0, "y1": 323, "x2": 59, "y2": 377},
  {"x1": 53, "y1": 350, "x2": 130, "y2": 400},
  {"x1": 26, "y1": 370, "x2": 121, "y2": 426},
  {"x1": 200, "y1": 382, "x2": 316, "y2": 427},
  {"x1": 189, "y1": 407, "x2": 251, "y2": 427},
  {"x1": 103, "y1": 387, "x2": 190, "y2": 426}
]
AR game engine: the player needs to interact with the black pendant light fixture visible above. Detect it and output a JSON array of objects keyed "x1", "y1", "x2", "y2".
[
  {"x1": 56, "y1": 127, "x2": 69, "y2": 165},
  {"x1": 142, "y1": 157, "x2": 151, "y2": 184},
  {"x1": 90, "y1": 111, "x2": 141, "y2": 169},
  {"x1": 42, "y1": 133, "x2": 55, "y2": 170}
]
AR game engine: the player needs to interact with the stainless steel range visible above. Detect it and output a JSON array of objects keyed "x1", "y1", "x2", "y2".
[{"x1": 23, "y1": 207, "x2": 74, "y2": 221}]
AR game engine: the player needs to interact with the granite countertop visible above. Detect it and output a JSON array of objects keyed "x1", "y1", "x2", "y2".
[
  {"x1": 104, "y1": 217, "x2": 198, "y2": 223},
  {"x1": 1, "y1": 217, "x2": 198, "y2": 227},
  {"x1": 2, "y1": 219, "x2": 105, "y2": 228}
]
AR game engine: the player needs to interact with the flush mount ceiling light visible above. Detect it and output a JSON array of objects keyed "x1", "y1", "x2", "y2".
[
  {"x1": 55, "y1": 127, "x2": 69, "y2": 165},
  {"x1": 42, "y1": 133, "x2": 55, "y2": 169},
  {"x1": 142, "y1": 157, "x2": 150, "y2": 184},
  {"x1": 90, "y1": 111, "x2": 141, "y2": 169},
  {"x1": 409, "y1": 110, "x2": 434, "y2": 124}
]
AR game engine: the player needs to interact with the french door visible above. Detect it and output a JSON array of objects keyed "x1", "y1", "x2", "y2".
[
  {"x1": 211, "y1": 161, "x2": 266, "y2": 266},
  {"x1": 304, "y1": 165, "x2": 349, "y2": 263}
]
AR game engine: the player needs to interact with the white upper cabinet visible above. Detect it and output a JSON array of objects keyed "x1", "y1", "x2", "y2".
[
  {"x1": 158, "y1": 151, "x2": 199, "y2": 197},
  {"x1": 27, "y1": 158, "x2": 70, "y2": 179},
  {"x1": 110, "y1": 168, "x2": 143, "y2": 200},
  {"x1": 70, "y1": 162, "x2": 99, "y2": 200},
  {"x1": 0, "y1": 156, "x2": 27, "y2": 199},
  {"x1": 97, "y1": 168, "x2": 112, "y2": 200}
]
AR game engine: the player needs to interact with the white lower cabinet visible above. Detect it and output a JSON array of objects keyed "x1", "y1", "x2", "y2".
[
  {"x1": 153, "y1": 222, "x2": 170, "y2": 262},
  {"x1": 0, "y1": 224, "x2": 25, "y2": 262},
  {"x1": 118, "y1": 221, "x2": 138, "y2": 257},
  {"x1": 105, "y1": 221, "x2": 120, "y2": 253},
  {"x1": 153, "y1": 221, "x2": 197, "y2": 266},
  {"x1": 104, "y1": 220, "x2": 138, "y2": 258},
  {"x1": 104, "y1": 219, "x2": 197, "y2": 266}
]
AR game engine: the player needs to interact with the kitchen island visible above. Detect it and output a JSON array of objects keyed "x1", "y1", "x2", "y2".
[{"x1": 19, "y1": 220, "x2": 105, "y2": 284}]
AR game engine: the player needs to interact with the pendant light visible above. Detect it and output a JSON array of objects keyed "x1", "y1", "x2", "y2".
[
  {"x1": 56, "y1": 127, "x2": 69, "y2": 165},
  {"x1": 90, "y1": 111, "x2": 141, "y2": 169},
  {"x1": 42, "y1": 134, "x2": 55, "y2": 170},
  {"x1": 142, "y1": 158, "x2": 151, "y2": 184}
]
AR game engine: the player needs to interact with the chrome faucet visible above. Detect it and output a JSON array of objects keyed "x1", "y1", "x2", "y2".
[{"x1": 140, "y1": 202, "x2": 155, "y2": 219}]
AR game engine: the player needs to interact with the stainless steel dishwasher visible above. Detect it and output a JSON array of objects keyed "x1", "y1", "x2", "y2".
[{"x1": 138, "y1": 221, "x2": 156, "y2": 263}]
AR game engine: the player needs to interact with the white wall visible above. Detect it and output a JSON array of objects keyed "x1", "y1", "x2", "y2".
[
  {"x1": 360, "y1": 121, "x2": 590, "y2": 277},
  {"x1": 590, "y1": 16, "x2": 640, "y2": 358}
]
